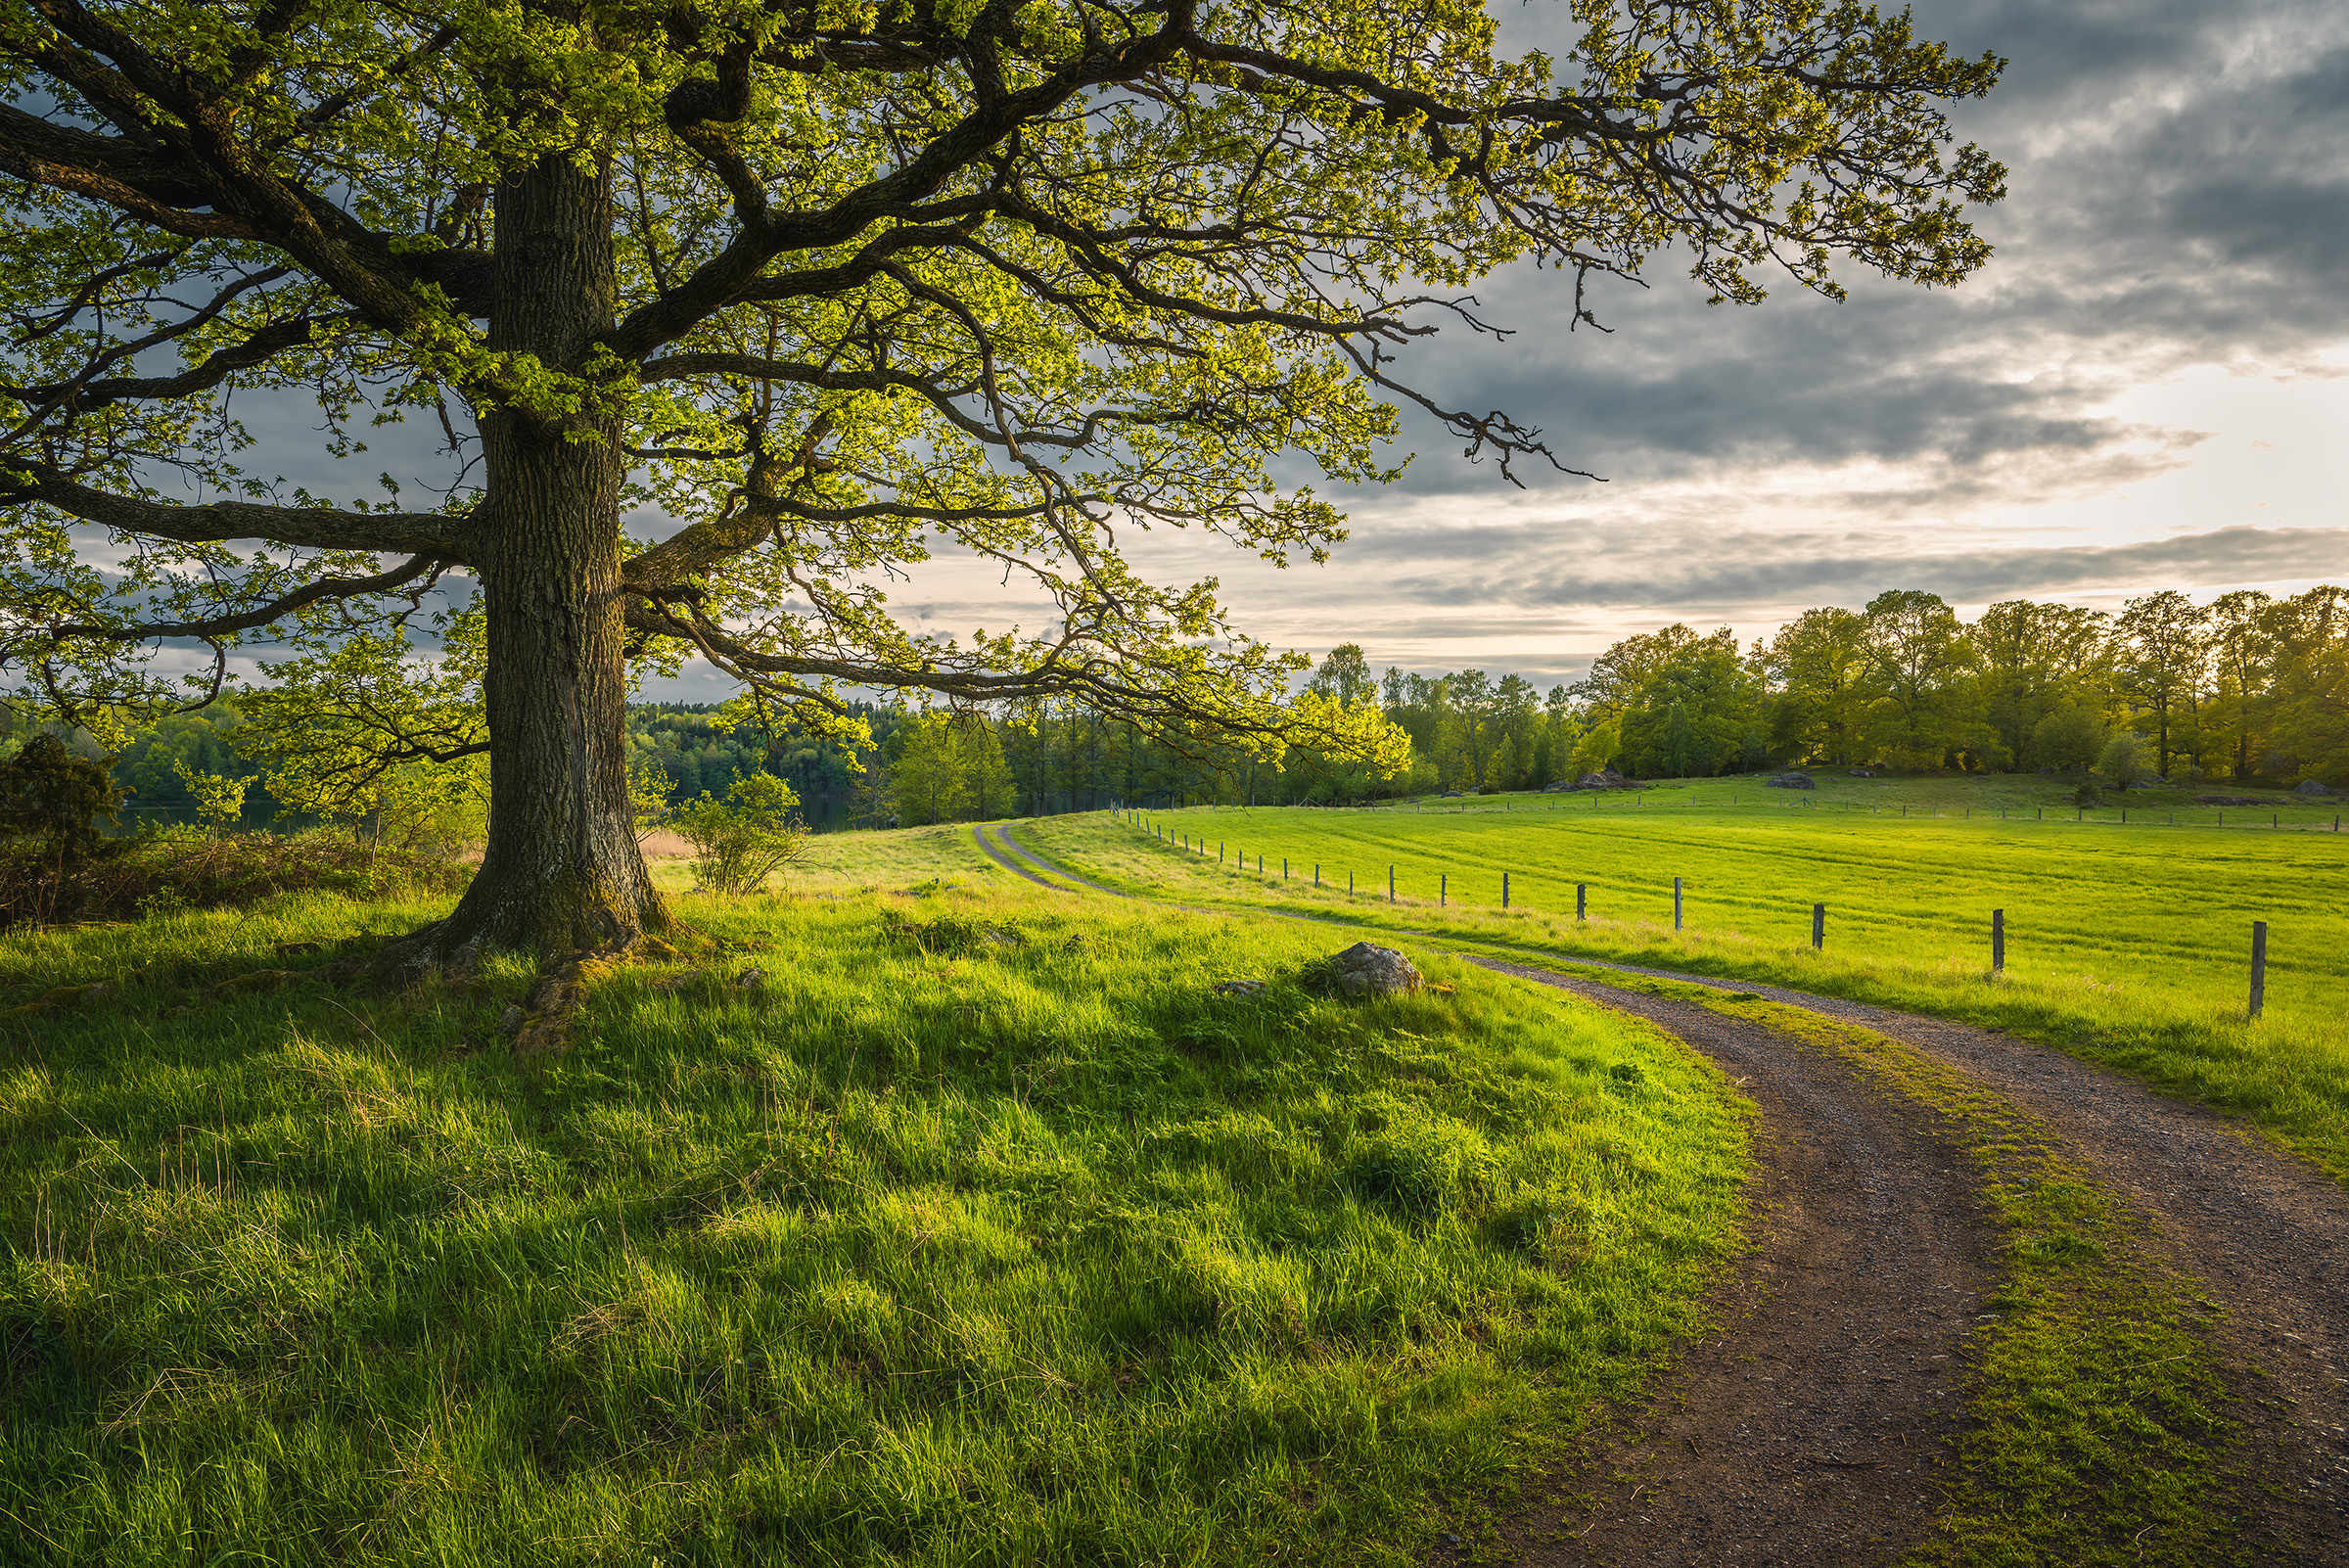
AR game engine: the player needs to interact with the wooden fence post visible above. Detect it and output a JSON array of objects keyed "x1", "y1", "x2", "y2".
[
  {"x1": 2249, "y1": 921, "x2": 2267, "y2": 1019},
  {"x1": 1577, "y1": 883, "x2": 1588, "y2": 921},
  {"x1": 1674, "y1": 876, "x2": 1683, "y2": 931},
  {"x1": 1993, "y1": 908, "x2": 2004, "y2": 972},
  {"x1": 1388, "y1": 865, "x2": 1395, "y2": 903},
  {"x1": 1348, "y1": 870, "x2": 1354, "y2": 896},
  {"x1": 1441, "y1": 873, "x2": 1447, "y2": 906},
  {"x1": 1813, "y1": 903, "x2": 1824, "y2": 950},
  {"x1": 1502, "y1": 872, "x2": 1510, "y2": 909}
]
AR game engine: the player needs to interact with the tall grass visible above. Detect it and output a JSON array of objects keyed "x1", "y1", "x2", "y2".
[
  {"x1": 1030, "y1": 805, "x2": 2349, "y2": 1179},
  {"x1": 0, "y1": 858, "x2": 1749, "y2": 1565}
]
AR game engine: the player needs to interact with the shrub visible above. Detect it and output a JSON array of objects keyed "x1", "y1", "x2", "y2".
[
  {"x1": 0, "y1": 733, "x2": 117, "y2": 855},
  {"x1": 2031, "y1": 708, "x2": 2106, "y2": 772},
  {"x1": 2096, "y1": 731, "x2": 2157, "y2": 790},
  {"x1": 0, "y1": 734, "x2": 122, "y2": 922},
  {"x1": 671, "y1": 773, "x2": 808, "y2": 895}
]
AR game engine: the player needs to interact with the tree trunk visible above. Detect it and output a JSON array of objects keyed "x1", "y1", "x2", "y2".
[{"x1": 395, "y1": 154, "x2": 666, "y2": 969}]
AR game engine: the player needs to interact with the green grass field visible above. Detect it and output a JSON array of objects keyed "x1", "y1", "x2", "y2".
[
  {"x1": 0, "y1": 834, "x2": 1750, "y2": 1567},
  {"x1": 1022, "y1": 786, "x2": 2349, "y2": 1179}
]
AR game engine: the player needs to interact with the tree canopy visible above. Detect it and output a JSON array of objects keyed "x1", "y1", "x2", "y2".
[{"x1": 0, "y1": 0, "x2": 2004, "y2": 958}]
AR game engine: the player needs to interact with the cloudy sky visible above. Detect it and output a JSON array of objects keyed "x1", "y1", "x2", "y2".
[
  {"x1": 82, "y1": 0, "x2": 2345, "y2": 704},
  {"x1": 838, "y1": 0, "x2": 2349, "y2": 698}
]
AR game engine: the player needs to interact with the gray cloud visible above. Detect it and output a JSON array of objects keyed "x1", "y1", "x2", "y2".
[{"x1": 1336, "y1": 0, "x2": 2349, "y2": 506}]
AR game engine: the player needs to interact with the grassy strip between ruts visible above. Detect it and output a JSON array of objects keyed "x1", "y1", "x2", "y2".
[
  {"x1": 1504, "y1": 961, "x2": 2244, "y2": 1567},
  {"x1": 2, "y1": 874, "x2": 1757, "y2": 1567}
]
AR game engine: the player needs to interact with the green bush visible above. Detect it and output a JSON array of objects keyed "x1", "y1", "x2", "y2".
[
  {"x1": 2096, "y1": 731, "x2": 2156, "y2": 790},
  {"x1": 671, "y1": 772, "x2": 808, "y2": 895},
  {"x1": 0, "y1": 733, "x2": 117, "y2": 855},
  {"x1": 2032, "y1": 708, "x2": 2106, "y2": 772}
]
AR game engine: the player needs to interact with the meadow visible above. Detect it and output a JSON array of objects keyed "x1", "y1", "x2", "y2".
[
  {"x1": 0, "y1": 832, "x2": 1749, "y2": 1567},
  {"x1": 1021, "y1": 779, "x2": 2349, "y2": 1178}
]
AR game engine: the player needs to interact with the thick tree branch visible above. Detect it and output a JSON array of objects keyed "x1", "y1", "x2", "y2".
[
  {"x1": 0, "y1": 464, "x2": 469, "y2": 554},
  {"x1": 43, "y1": 552, "x2": 451, "y2": 644},
  {"x1": 2, "y1": 303, "x2": 346, "y2": 425}
]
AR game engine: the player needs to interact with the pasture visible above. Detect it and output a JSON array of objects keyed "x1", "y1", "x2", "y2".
[
  {"x1": 1027, "y1": 789, "x2": 2349, "y2": 1177},
  {"x1": 0, "y1": 839, "x2": 1747, "y2": 1567}
]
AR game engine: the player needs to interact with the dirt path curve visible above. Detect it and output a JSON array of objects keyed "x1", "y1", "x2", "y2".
[
  {"x1": 1470, "y1": 963, "x2": 2002, "y2": 1564},
  {"x1": 979, "y1": 823, "x2": 2349, "y2": 1556},
  {"x1": 1543, "y1": 959, "x2": 2349, "y2": 1555}
]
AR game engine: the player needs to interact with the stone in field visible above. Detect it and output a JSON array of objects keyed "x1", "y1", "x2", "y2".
[
  {"x1": 1333, "y1": 943, "x2": 1422, "y2": 998},
  {"x1": 1767, "y1": 772, "x2": 1815, "y2": 789}
]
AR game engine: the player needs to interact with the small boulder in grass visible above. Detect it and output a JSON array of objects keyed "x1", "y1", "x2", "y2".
[
  {"x1": 1333, "y1": 943, "x2": 1421, "y2": 998},
  {"x1": 1213, "y1": 979, "x2": 1266, "y2": 997}
]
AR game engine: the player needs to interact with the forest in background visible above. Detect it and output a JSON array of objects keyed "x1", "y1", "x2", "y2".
[
  {"x1": 15, "y1": 582, "x2": 2344, "y2": 835},
  {"x1": 868, "y1": 583, "x2": 2349, "y2": 821}
]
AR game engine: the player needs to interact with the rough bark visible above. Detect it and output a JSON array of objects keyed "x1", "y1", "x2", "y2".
[{"x1": 390, "y1": 153, "x2": 668, "y2": 971}]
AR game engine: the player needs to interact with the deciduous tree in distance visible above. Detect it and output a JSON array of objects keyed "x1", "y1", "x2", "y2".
[{"x1": 0, "y1": 0, "x2": 2004, "y2": 964}]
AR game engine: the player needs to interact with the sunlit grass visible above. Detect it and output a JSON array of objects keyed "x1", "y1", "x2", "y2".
[
  {"x1": 0, "y1": 841, "x2": 1750, "y2": 1566},
  {"x1": 1028, "y1": 799, "x2": 2349, "y2": 1179}
]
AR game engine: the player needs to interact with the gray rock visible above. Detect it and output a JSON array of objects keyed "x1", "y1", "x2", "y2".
[
  {"x1": 734, "y1": 966, "x2": 767, "y2": 989},
  {"x1": 1766, "y1": 772, "x2": 1815, "y2": 790},
  {"x1": 1213, "y1": 979, "x2": 1267, "y2": 996},
  {"x1": 1333, "y1": 942, "x2": 1422, "y2": 998},
  {"x1": 2294, "y1": 779, "x2": 2333, "y2": 797}
]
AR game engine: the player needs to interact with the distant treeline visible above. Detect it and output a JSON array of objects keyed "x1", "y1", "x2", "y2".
[
  {"x1": 871, "y1": 584, "x2": 2349, "y2": 821},
  {"x1": 22, "y1": 583, "x2": 2345, "y2": 832}
]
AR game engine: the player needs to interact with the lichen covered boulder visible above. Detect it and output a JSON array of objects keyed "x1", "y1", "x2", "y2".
[{"x1": 1333, "y1": 943, "x2": 1422, "y2": 998}]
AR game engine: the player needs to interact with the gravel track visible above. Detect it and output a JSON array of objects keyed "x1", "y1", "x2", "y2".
[
  {"x1": 978, "y1": 823, "x2": 2349, "y2": 1559},
  {"x1": 1537, "y1": 959, "x2": 2349, "y2": 1559},
  {"x1": 1461, "y1": 964, "x2": 2000, "y2": 1564}
]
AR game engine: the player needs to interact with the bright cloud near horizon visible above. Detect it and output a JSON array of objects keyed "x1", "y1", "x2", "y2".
[{"x1": 777, "y1": 0, "x2": 2349, "y2": 700}]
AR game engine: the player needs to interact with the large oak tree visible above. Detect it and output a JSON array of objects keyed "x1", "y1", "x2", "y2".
[{"x1": 0, "y1": 0, "x2": 2003, "y2": 964}]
